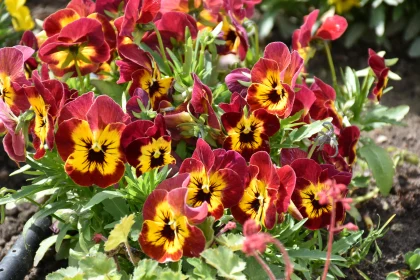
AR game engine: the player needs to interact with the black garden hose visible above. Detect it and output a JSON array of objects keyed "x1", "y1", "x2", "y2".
[{"x1": 0, "y1": 216, "x2": 52, "y2": 280}]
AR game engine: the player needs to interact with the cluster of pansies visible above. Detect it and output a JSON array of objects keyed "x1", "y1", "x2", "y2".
[{"x1": 1, "y1": 0, "x2": 389, "y2": 267}]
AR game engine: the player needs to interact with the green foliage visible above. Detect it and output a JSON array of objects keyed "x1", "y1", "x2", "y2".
[
  {"x1": 201, "y1": 246, "x2": 247, "y2": 280},
  {"x1": 359, "y1": 142, "x2": 395, "y2": 195}
]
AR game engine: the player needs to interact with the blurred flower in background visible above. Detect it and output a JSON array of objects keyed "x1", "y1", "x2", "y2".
[
  {"x1": 328, "y1": 0, "x2": 360, "y2": 14},
  {"x1": 4, "y1": 0, "x2": 35, "y2": 31}
]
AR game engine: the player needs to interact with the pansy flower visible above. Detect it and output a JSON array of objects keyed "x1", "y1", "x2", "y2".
[
  {"x1": 23, "y1": 72, "x2": 68, "y2": 159},
  {"x1": 179, "y1": 139, "x2": 247, "y2": 220},
  {"x1": 309, "y1": 77, "x2": 342, "y2": 129},
  {"x1": 224, "y1": 0, "x2": 261, "y2": 22},
  {"x1": 189, "y1": 73, "x2": 220, "y2": 130},
  {"x1": 95, "y1": 0, "x2": 128, "y2": 19},
  {"x1": 43, "y1": 0, "x2": 116, "y2": 50},
  {"x1": 0, "y1": 100, "x2": 26, "y2": 163},
  {"x1": 0, "y1": 47, "x2": 31, "y2": 115},
  {"x1": 368, "y1": 49, "x2": 389, "y2": 102},
  {"x1": 231, "y1": 151, "x2": 295, "y2": 229},
  {"x1": 291, "y1": 158, "x2": 351, "y2": 230},
  {"x1": 217, "y1": 16, "x2": 248, "y2": 61},
  {"x1": 139, "y1": 174, "x2": 207, "y2": 262},
  {"x1": 221, "y1": 93, "x2": 280, "y2": 160},
  {"x1": 127, "y1": 53, "x2": 173, "y2": 111},
  {"x1": 119, "y1": 0, "x2": 161, "y2": 37},
  {"x1": 55, "y1": 93, "x2": 129, "y2": 188},
  {"x1": 121, "y1": 114, "x2": 175, "y2": 177},
  {"x1": 39, "y1": 18, "x2": 111, "y2": 77},
  {"x1": 4, "y1": 0, "x2": 34, "y2": 31},
  {"x1": 247, "y1": 43, "x2": 299, "y2": 118},
  {"x1": 225, "y1": 68, "x2": 251, "y2": 97},
  {"x1": 292, "y1": 9, "x2": 347, "y2": 62}
]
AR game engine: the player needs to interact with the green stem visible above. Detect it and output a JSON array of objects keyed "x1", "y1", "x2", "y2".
[
  {"x1": 152, "y1": 24, "x2": 170, "y2": 74},
  {"x1": 74, "y1": 60, "x2": 85, "y2": 93},
  {"x1": 323, "y1": 41, "x2": 337, "y2": 90},
  {"x1": 307, "y1": 140, "x2": 319, "y2": 159},
  {"x1": 353, "y1": 187, "x2": 379, "y2": 204},
  {"x1": 253, "y1": 22, "x2": 260, "y2": 61}
]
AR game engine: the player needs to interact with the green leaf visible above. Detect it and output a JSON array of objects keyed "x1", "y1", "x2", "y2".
[
  {"x1": 55, "y1": 223, "x2": 72, "y2": 252},
  {"x1": 344, "y1": 23, "x2": 366, "y2": 48},
  {"x1": 408, "y1": 37, "x2": 420, "y2": 58},
  {"x1": 201, "y1": 246, "x2": 247, "y2": 280},
  {"x1": 132, "y1": 259, "x2": 161, "y2": 280},
  {"x1": 81, "y1": 190, "x2": 124, "y2": 212},
  {"x1": 46, "y1": 267, "x2": 84, "y2": 280},
  {"x1": 79, "y1": 252, "x2": 121, "y2": 279},
  {"x1": 0, "y1": 184, "x2": 52, "y2": 205},
  {"x1": 280, "y1": 110, "x2": 304, "y2": 128},
  {"x1": 215, "y1": 233, "x2": 244, "y2": 251},
  {"x1": 406, "y1": 253, "x2": 420, "y2": 271},
  {"x1": 370, "y1": 5, "x2": 386, "y2": 37},
  {"x1": 359, "y1": 143, "x2": 395, "y2": 195},
  {"x1": 405, "y1": 12, "x2": 420, "y2": 41},
  {"x1": 34, "y1": 235, "x2": 59, "y2": 266},
  {"x1": 243, "y1": 256, "x2": 284, "y2": 280},
  {"x1": 187, "y1": 258, "x2": 217, "y2": 280},
  {"x1": 104, "y1": 214, "x2": 135, "y2": 251},
  {"x1": 385, "y1": 272, "x2": 401, "y2": 280},
  {"x1": 197, "y1": 216, "x2": 215, "y2": 247},
  {"x1": 288, "y1": 118, "x2": 332, "y2": 143},
  {"x1": 102, "y1": 197, "x2": 129, "y2": 219},
  {"x1": 90, "y1": 80, "x2": 125, "y2": 105},
  {"x1": 332, "y1": 231, "x2": 363, "y2": 254},
  {"x1": 288, "y1": 248, "x2": 346, "y2": 261}
]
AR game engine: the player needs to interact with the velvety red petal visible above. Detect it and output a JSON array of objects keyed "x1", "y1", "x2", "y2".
[
  {"x1": 219, "y1": 92, "x2": 248, "y2": 113},
  {"x1": 253, "y1": 108, "x2": 280, "y2": 137},
  {"x1": 281, "y1": 51, "x2": 304, "y2": 87},
  {"x1": 87, "y1": 95, "x2": 127, "y2": 132},
  {"x1": 250, "y1": 58, "x2": 280, "y2": 85},
  {"x1": 299, "y1": 10, "x2": 319, "y2": 47},
  {"x1": 280, "y1": 148, "x2": 308, "y2": 166},
  {"x1": 142, "y1": 189, "x2": 168, "y2": 220},
  {"x1": 315, "y1": 15, "x2": 348, "y2": 41},
  {"x1": 191, "y1": 138, "x2": 215, "y2": 172},
  {"x1": 43, "y1": 9, "x2": 80, "y2": 37},
  {"x1": 58, "y1": 91, "x2": 94, "y2": 125},
  {"x1": 225, "y1": 68, "x2": 251, "y2": 98},
  {"x1": 120, "y1": 120, "x2": 154, "y2": 150},
  {"x1": 291, "y1": 158, "x2": 322, "y2": 184},
  {"x1": 263, "y1": 42, "x2": 291, "y2": 73},
  {"x1": 338, "y1": 126, "x2": 360, "y2": 165},
  {"x1": 276, "y1": 165, "x2": 296, "y2": 213}
]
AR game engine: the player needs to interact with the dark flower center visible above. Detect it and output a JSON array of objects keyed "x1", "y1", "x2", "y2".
[
  {"x1": 161, "y1": 224, "x2": 175, "y2": 242},
  {"x1": 148, "y1": 80, "x2": 162, "y2": 97},
  {"x1": 149, "y1": 148, "x2": 167, "y2": 169}
]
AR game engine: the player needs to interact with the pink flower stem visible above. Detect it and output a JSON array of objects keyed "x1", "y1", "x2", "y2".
[
  {"x1": 252, "y1": 252, "x2": 276, "y2": 280},
  {"x1": 322, "y1": 199, "x2": 336, "y2": 280},
  {"x1": 271, "y1": 238, "x2": 293, "y2": 280}
]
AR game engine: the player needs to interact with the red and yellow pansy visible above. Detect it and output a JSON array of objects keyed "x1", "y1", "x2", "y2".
[
  {"x1": 247, "y1": 42, "x2": 300, "y2": 118},
  {"x1": 231, "y1": 151, "x2": 296, "y2": 229},
  {"x1": 179, "y1": 138, "x2": 247, "y2": 220},
  {"x1": 39, "y1": 18, "x2": 111, "y2": 77},
  {"x1": 55, "y1": 93, "x2": 129, "y2": 188},
  {"x1": 221, "y1": 93, "x2": 280, "y2": 161},
  {"x1": 139, "y1": 174, "x2": 207, "y2": 262},
  {"x1": 290, "y1": 158, "x2": 351, "y2": 230},
  {"x1": 121, "y1": 114, "x2": 175, "y2": 177}
]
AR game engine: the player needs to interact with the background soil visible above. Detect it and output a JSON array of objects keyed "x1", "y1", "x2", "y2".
[{"x1": 1, "y1": 2, "x2": 420, "y2": 279}]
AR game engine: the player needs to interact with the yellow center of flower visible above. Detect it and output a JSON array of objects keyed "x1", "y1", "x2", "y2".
[
  {"x1": 0, "y1": 74, "x2": 15, "y2": 107},
  {"x1": 300, "y1": 182, "x2": 332, "y2": 219},
  {"x1": 237, "y1": 178, "x2": 270, "y2": 227}
]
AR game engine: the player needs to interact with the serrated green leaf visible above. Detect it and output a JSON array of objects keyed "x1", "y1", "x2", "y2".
[
  {"x1": 79, "y1": 252, "x2": 121, "y2": 279},
  {"x1": 46, "y1": 267, "x2": 84, "y2": 280},
  {"x1": 104, "y1": 214, "x2": 135, "y2": 251},
  {"x1": 187, "y1": 258, "x2": 217, "y2": 280},
  {"x1": 215, "y1": 233, "x2": 244, "y2": 251},
  {"x1": 132, "y1": 259, "x2": 161, "y2": 280},
  {"x1": 359, "y1": 143, "x2": 394, "y2": 195},
  {"x1": 201, "y1": 246, "x2": 247, "y2": 280}
]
